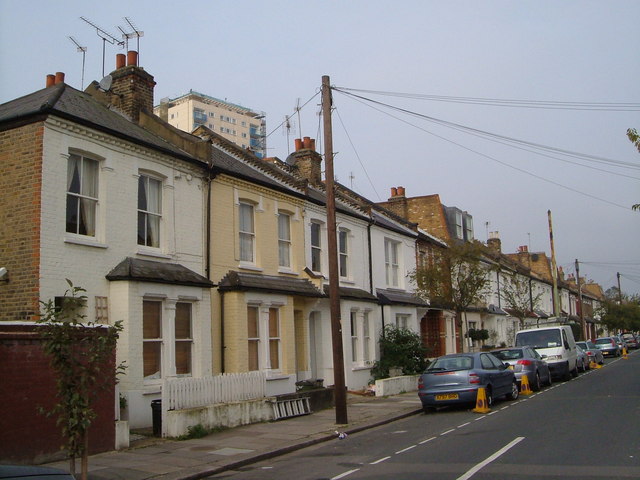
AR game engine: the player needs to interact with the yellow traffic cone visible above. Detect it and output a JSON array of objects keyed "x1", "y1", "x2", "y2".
[
  {"x1": 589, "y1": 361, "x2": 601, "y2": 369},
  {"x1": 622, "y1": 347, "x2": 628, "y2": 359},
  {"x1": 472, "y1": 387, "x2": 491, "y2": 414},
  {"x1": 520, "y1": 374, "x2": 533, "y2": 395}
]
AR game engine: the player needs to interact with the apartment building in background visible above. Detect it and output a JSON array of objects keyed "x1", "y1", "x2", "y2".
[{"x1": 155, "y1": 90, "x2": 267, "y2": 158}]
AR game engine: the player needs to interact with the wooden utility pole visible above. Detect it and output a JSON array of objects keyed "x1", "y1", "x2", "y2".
[
  {"x1": 617, "y1": 272, "x2": 623, "y2": 303},
  {"x1": 547, "y1": 210, "x2": 561, "y2": 318},
  {"x1": 575, "y1": 259, "x2": 586, "y2": 340},
  {"x1": 322, "y1": 75, "x2": 348, "y2": 425}
]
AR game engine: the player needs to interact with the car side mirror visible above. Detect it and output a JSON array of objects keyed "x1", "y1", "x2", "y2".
[
  {"x1": 500, "y1": 363, "x2": 508, "y2": 370},
  {"x1": 564, "y1": 341, "x2": 570, "y2": 349}
]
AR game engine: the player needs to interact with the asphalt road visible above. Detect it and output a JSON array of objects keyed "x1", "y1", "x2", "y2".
[{"x1": 210, "y1": 351, "x2": 640, "y2": 479}]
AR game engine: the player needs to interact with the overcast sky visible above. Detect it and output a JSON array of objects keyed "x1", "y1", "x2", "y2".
[{"x1": 1, "y1": 0, "x2": 639, "y2": 295}]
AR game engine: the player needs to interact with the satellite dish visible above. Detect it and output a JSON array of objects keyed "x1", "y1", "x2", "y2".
[{"x1": 98, "y1": 74, "x2": 112, "y2": 92}]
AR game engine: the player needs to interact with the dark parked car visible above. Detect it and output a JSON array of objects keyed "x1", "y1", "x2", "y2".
[
  {"x1": 0, "y1": 465, "x2": 75, "y2": 479},
  {"x1": 418, "y1": 352, "x2": 519, "y2": 412},
  {"x1": 594, "y1": 337, "x2": 620, "y2": 357},
  {"x1": 491, "y1": 346, "x2": 552, "y2": 391},
  {"x1": 576, "y1": 340, "x2": 604, "y2": 365}
]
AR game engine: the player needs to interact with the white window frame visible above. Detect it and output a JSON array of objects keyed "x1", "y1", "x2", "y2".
[
  {"x1": 395, "y1": 313, "x2": 410, "y2": 330},
  {"x1": 66, "y1": 153, "x2": 99, "y2": 237},
  {"x1": 239, "y1": 201, "x2": 256, "y2": 263},
  {"x1": 384, "y1": 238, "x2": 400, "y2": 287},
  {"x1": 350, "y1": 311, "x2": 358, "y2": 363},
  {"x1": 363, "y1": 311, "x2": 371, "y2": 363},
  {"x1": 137, "y1": 173, "x2": 163, "y2": 248},
  {"x1": 143, "y1": 300, "x2": 163, "y2": 381},
  {"x1": 175, "y1": 302, "x2": 193, "y2": 377},
  {"x1": 455, "y1": 211, "x2": 463, "y2": 239},
  {"x1": 310, "y1": 221, "x2": 323, "y2": 273},
  {"x1": 278, "y1": 212, "x2": 292, "y2": 269},
  {"x1": 247, "y1": 304, "x2": 281, "y2": 373},
  {"x1": 339, "y1": 228, "x2": 349, "y2": 279}
]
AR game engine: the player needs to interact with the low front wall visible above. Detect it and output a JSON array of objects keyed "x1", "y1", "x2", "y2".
[
  {"x1": 374, "y1": 375, "x2": 420, "y2": 397},
  {"x1": 164, "y1": 398, "x2": 274, "y2": 438}
]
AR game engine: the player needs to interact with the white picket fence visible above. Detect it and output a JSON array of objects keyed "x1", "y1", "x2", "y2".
[{"x1": 164, "y1": 371, "x2": 267, "y2": 411}]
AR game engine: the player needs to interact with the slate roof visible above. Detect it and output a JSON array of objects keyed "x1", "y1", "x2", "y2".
[
  {"x1": 323, "y1": 285, "x2": 379, "y2": 302},
  {"x1": 106, "y1": 257, "x2": 214, "y2": 288},
  {"x1": 217, "y1": 270, "x2": 323, "y2": 297},
  {"x1": 376, "y1": 288, "x2": 429, "y2": 307},
  {"x1": 0, "y1": 83, "x2": 204, "y2": 166}
]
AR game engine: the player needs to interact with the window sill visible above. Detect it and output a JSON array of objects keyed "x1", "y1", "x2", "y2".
[
  {"x1": 351, "y1": 364, "x2": 373, "y2": 372},
  {"x1": 64, "y1": 235, "x2": 108, "y2": 249},
  {"x1": 239, "y1": 263, "x2": 263, "y2": 272},
  {"x1": 266, "y1": 372, "x2": 290, "y2": 381},
  {"x1": 340, "y1": 278, "x2": 355, "y2": 285},
  {"x1": 137, "y1": 248, "x2": 172, "y2": 259},
  {"x1": 277, "y1": 267, "x2": 298, "y2": 275},
  {"x1": 142, "y1": 384, "x2": 162, "y2": 395}
]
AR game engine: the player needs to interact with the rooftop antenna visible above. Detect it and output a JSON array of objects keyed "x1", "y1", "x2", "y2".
[
  {"x1": 122, "y1": 17, "x2": 144, "y2": 61},
  {"x1": 68, "y1": 36, "x2": 87, "y2": 89},
  {"x1": 294, "y1": 98, "x2": 302, "y2": 137},
  {"x1": 80, "y1": 16, "x2": 124, "y2": 77},
  {"x1": 282, "y1": 115, "x2": 294, "y2": 154},
  {"x1": 349, "y1": 171, "x2": 355, "y2": 189}
]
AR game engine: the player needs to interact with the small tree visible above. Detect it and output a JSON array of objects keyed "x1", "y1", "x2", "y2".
[
  {"x1": 370, "y1": 325, "x2": 428, "y2": 381},
  {"x1": 500, "y1": 272, "x2": 543, "y2": 330},
  {"x1": 411, "y1": 241, "x2": 494, "y2": 352},
  {"x1": 38, "y1": 281, "x2": 124, "y2": 480}
]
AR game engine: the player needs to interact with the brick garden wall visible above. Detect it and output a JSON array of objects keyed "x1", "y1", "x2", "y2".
[
  {"x1": 0, "y1": 123, "x2": 43, "y2": 322},
  {"x1": 0, "y1": 324, "x2": 116, "y2": 464}
]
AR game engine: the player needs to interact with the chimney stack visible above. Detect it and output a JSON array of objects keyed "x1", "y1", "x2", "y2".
[
  {"x1": 107, "y1": 51, "x2": 155, "y2": 123},
  {"x1": 518, "y1": 245, "x2": 529, "y2": 253},
  {"x1": 291, "y1": 137, "x2": 322, "y2": 185},
  {"x1": 487, "y1": 231, "x2": 502, "y2": 253}
]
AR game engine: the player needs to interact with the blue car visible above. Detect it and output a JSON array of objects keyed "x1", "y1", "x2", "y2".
[{"x1": 418, "y1": 352, "x2": 519, "y2": 412}]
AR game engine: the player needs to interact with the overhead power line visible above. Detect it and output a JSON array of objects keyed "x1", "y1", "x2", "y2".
[
  {"x1": 332, "y1": 88, "x2": 633, "y2": 210},
  {"x1": 334, "y1": 87, "x2": 640, "y2": 112}
]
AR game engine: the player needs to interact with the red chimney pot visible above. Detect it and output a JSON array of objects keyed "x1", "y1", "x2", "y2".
[
  {"x1": 303, "y1": 137, "x2": 312, "y2": 149},
  {"x1": 294, "y1": 138, "x2": 303, "y2": 151},
  {"x1": 46, "y1": 74, "x2": 56, "y2": 88},
  {"x1": 116, "y1": 53, "x2": 126, "y2": 69},
  {"x1": 397, "y1": 186, "x2": 406, "y2": 196},
  {"x1": 54, "y1": 72, "x2": 65, "y2": 85},
  {"x1": 127, "y1": 50, "x2": 138, "y2": 67},
  {"x1": 390, "y1": 187, "x2": 398, "y2": 197}
]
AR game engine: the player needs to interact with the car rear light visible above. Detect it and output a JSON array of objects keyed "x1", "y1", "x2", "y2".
[
  {"x1": 469, "y1": 373, "x2": 480, "y2": 384},
  {"x1": 418, "y1": 380, "x2": 424, "y2": 389},
  {"x1": 517, "y1": 360, "x2": 532, "y2": 366}
]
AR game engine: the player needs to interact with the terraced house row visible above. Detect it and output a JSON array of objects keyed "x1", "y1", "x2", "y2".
[{"x1": 0, "y1": 53, "x2": 604, "y2": 456}]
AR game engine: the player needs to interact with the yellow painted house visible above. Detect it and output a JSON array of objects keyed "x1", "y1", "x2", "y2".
[{"x1": 197, "y1": 129, "x2": 325, "y2": 395}]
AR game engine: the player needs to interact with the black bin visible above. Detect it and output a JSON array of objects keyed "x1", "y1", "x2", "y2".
[{"x1": 151, "y1": 399, "x2": 162, "y2": 437}]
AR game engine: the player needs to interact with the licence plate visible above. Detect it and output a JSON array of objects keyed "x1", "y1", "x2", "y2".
[{"x1": 435, "y1": 393, "x2": 459, "y2": 401}]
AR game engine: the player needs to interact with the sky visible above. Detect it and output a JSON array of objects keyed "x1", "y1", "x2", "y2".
[{"x1": 1, "y1": 0, "x2": 639, "y2": 295}]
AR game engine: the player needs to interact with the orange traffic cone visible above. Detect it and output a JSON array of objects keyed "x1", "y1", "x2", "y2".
[
  {"x1": 622, "y1": 347, "x2": 628, "y2": 359},
  {"x1": 589, "y1": 361, "x2": 601, "y2": 369},
  {"x1": 472, "y1": 387, "x2": 490, "y2": 414},
  {"x1": 520, "y1": 374, "x2": 533, "y2": 395}
]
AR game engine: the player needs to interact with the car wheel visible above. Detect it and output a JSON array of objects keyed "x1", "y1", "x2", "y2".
[
  {"x1": 531, "y1": 372, "x2": 541, "y2": 391},
  {"x1": 545, "y1": 371, "x2": 553, "y2": 386},
  {"x1": 585, "y1": 360, "x2": 590, "y2": 371},
  {"x1": 508, "y1": 381, "x2": 519, "y2": 400},
  {"x1": 571, "y1": 364, "x2": 579, "y2": 378},
  {"x1": 579, "y1": 360, "x2": 586, "y2": 372},
  {"x1": 486, "y1": 386, "x2": 493, "y2": 407},
  {"x1": 563, "y1": 368, "x2": 571, "y2": 381}
]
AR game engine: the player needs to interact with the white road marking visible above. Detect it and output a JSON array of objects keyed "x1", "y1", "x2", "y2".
[
  {"x1": 456, "y1": 436, "x2": 525, "y2": 480},
  {"x1": 331, "y1": 468, "x2": 360, "y2": 480},
  {"x1": 370, "y1": 456, "x2": 391, "y2": 465},
  {"x1": 441, "y1": 428, "x2": 456, "y2": 435},
  {"x1": 395, "y1": 445, "x2": 417, "y2": 454},
  {"x1": 419, "y1": 436, "x2": 436, "y2": 444},
  {"x1": 457, "y1": 422, "x2": 471, "y2": 428}
]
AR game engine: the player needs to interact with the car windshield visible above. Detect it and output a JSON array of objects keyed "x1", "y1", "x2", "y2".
[
  {"x1": 595, "y1": 338, "x2": 611, "y2": 345},
  {"x1": 516, "y1": 329, "x2": 562, "y2": 348},
  {"x1": 492, "y1": 349, "x2": 523, "y2": 360},
  {"x1": 427, "y1": 356, "x2": 473, "y2": 371}
]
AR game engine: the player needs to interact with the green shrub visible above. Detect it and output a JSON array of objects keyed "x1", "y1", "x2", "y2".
[{"x1": 370, "y1": 325, "x2": 428, "y2": 381}]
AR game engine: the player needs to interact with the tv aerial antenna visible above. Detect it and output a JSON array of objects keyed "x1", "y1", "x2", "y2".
[
  {"x1": 68, "y1": 36, "x2": 87, "y2": 89},
  {"x1": 282, "y1": 115, "x2": 296, "y2": 154},
  {"x1": 80, "y1": 16, "x2": 124, "y2": 77},
  {"x1": 118, "y1": 17, "x2": 144, "y2": 61}
]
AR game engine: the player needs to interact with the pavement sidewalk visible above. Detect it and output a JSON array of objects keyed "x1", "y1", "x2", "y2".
[{"x1": 45, "y1": 391, "x2": 423, "y2": 480}]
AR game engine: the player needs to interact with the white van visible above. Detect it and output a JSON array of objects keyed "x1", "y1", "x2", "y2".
[{"x1": 514, "y1": 325, "x2": 578, "y2": 381}]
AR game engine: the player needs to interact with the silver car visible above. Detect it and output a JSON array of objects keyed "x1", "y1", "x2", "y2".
[
  {"x1": 576, "y1": 341, "x2": 604, "y2": 365},
  {"x1": 418, "y1": 352, "x2": 519, "y2": 412},
  {"x1": 575, "y1": 344, "x2": 589, "y2": 372},
  {"x1": 491, "y1": 346, "x2": 552, "y2": 391}
]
